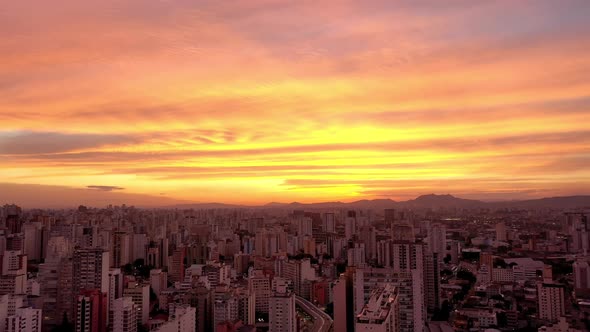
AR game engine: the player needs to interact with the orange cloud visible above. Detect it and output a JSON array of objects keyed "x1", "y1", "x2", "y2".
[{"x1": 1, "y1": 1, "x2": 589, "y2": 205}]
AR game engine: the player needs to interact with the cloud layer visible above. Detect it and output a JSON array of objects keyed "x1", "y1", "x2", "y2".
[{"x1": 1, "y1": 0, "x2": 589, "y2": 204}]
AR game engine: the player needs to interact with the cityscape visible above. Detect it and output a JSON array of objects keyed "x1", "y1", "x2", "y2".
[
  {"x1": 2, "y1": 1, "x2": 590, "y2": 332},
  {"x1": 1, "y1": 198, "x2": 590, "y2": 332}
]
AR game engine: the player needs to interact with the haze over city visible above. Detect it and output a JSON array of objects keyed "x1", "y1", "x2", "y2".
[
  {"x1": 2, "y1": 2, "x2": 590, "y2": 332},
  {"x1": 2, "y1": 1, "x2": 590, "y2": 206}
]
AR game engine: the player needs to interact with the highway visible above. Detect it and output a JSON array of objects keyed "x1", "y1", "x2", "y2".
[{"x1": 295, "y1": 296, "x2": 333, "y2": 332}]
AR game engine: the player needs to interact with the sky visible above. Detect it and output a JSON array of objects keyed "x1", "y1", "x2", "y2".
[{"x1": 1, "y1": 0, "x2": 590, "y2": 207}]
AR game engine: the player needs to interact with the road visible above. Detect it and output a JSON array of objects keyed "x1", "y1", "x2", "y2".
[{"x1": 295, "y1": 296, "x2": 333, "y2": 332}]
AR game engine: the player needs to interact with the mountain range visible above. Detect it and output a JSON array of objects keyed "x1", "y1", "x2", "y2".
[{"x1": 172, "y1": 194, "x2": 590, "y2": 210}]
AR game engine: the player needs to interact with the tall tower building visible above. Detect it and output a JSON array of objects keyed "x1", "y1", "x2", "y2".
[
  {"x1": 153, "y1": 305, "x2": 196, "y2": 332},
  {"x1": 168, "y1": 247, "x2": 186, "y2": 283},
  {"x1": 75, "y1": 289, "x2": 108, "y2": 332},
  {"x1": 112, "y1": 297, "x2": 137, "y2": 332},
  {"x1": 72, "y1": 248, "x2": 110, "y2": 296},
  {"x1": 574, "y1": 259, "x2": 590, "y2": 294},
  {"x1": 108, "y1": 268, "x2": 124, "y2": 327},
  {"x1": 356, "y1": 284, "x2": 399, "y2": 332},
  {"x1": 123, "y1": 282, "x2": 150, "y2": 326},
  {"x1": 427, "y1": 224, "x2": 446, "y2": 256},
  {"x1": 111, "y1": 232, "x2": 130, "y2": 268},
  {"x1": 323, "y1": 213, "x2": 335, "y2": 233},
  {"x1": 424, "y1": 252, "x2": 441, "y2": 314},
  {"x1": 6, "y1": 307, "x2": 42, "y2": 332},
  {"x1": 359, "y1": 226, "x2": 377, "y2": 260},
  {"x1": 356, "y1": 265, "x2": 426, "y2": 332},
  {"x1": 391, "y1": 224, "x2": 415, "y2": 242},
  {"x1": 269, "y1": 281, "x2": 297, "y2": 332},
  {"x1": 0, "y1": 250, "x2": 27, "y2": 295},
  {"x1": 496, "y1": 222, "x2": 507, "y2": 242},
  {"x1": 297, "y1": 217, "x2": 313, "y2": 237},
  {"x1": 248, "y1": 270, "x2": 270, "y2": 315},
  {"x1": 537, "y1": 282, "x2": 565, "y2": 323},
  {"x1": 333, "y1": 268, "x2": 356, "y2": 332},
  {"x1": 345, "y1": 211, "x2": 357, "y2": 241},
  {"x1": 149, "y1": 269, "x2": 168, "y2": 303}
]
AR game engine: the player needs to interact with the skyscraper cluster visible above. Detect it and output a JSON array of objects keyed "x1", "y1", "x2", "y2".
[{"x1": 0, "y1": 203, "x2": 588, "y2": 331}]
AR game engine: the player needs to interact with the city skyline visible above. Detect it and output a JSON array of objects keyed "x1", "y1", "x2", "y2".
[{"x1": 2, "y1": 1, "x2": 590, "y2": 205}]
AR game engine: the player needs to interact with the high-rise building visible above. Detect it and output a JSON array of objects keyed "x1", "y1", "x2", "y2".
[
  {"x1": 0, "y1": 250, "x2": 27, "y2": 295},
  {"x1": 281, "y1": 258, "x2": 316, "y2": 299},
  {"x1": 248, "y1": 270, "x2": 270, "y2": 315},
  {"x1": 376, "y1": 241, "x2": 424, "y2": 272},
  {"x1": 6, "y1": 307, "x2": 42, "y2": 332},
  {"x1": 131, "y1": 234, "x2": 147, "y2": 262},
  {"x1": 150, "y1": 269, "x2": 168, "y2": 303},
  {"x1": 333, "y1": 268, "x2": 356, "y2": 332},
  {"x1": 424, "y1": 252, "x2": 441, "y2": 314},
  {"x1": 75, "y1": 289, "x2": 108, "y2": 332},
  {"x1": 347, "y1": 243, "x2": 366, "y2": 268},
  {"x1": 574, "y1": 259, "x2": 590, "y2": 294},
  {"x1": 269, "y1": 280, "x2": 296, "y2": 332},
  {"x1": 537, "y1": 282, "x2": 565, "y2": 323},
  {"x1": 427, "y1": 224, "x2": 446, "y2": 256},
  {"x1": 112, "y1": 232, "x2": 130, "y2": 268},
  {"x1": 39, "y1": 254, "x2": 65, "y2": 328},
  {"x1": 112, "y1": 297, "x2": 137, "y2": 332},
  {"x1": 123, "y1": 282, "x2": 150, "y2": 326},
  {"x1": 391, "y1": 224, "x2": 415, "y2": 242},
  {"x1": 56, "y1": 258, "x2": 74, "y2": 326},
  {"x1": 152, "y1": 305, "x2": 196, "y2": 332},
  {"x1": 359, "y1": 226, "x2": 377, "y2": 260},
  {"x1": 72, "y1": 248, "x2": 110, "y2": 296},
  {"x1": 356, "y1": 268, "x2": 425, "y2": 332},
  {"x1": 23, "y1": 223, "x2": 43, "y2": 261},
  {"x1": 297, "y1": 217, "x2": 313, "y2": 237},
  {"x1": 108, "y1": 268, "x2": 124, "y2": 327},
  {"x1": 356, "y1": 284, "x2": 399, "y2": 332},
  {"x1": 168, "y1": 247, "x2": 186, "y2": 283},
  {"x1": 323, "y1": 213, "x2": 335, "y2": 233},
  {"x1": 0, "y1": 294, "x2": 8, "y2": 332},
  {"x1": 345, "y1": 211, "x2": 357, "y2": 241}
]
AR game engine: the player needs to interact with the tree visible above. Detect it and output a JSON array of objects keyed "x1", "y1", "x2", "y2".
[
  {"x1": 457, "y1": 269, "x2": 477, "y2": 284},
  {"x1": 52, "y1": 312, "x2": 74, "y2": 332}
]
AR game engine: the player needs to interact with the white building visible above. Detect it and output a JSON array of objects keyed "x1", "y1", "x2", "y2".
[
  {"x1": 323, "y1": 213, "x2": 335, "y2": 233},
  {"x1": 269, "y1": 282, "x2": 296, "y2": 332},
  {"x1": 539, "y1": 316, "x2": 582, "y2": 332},
  {"x1": 113, "y1": 297, "x2": 137, "y2": 332},
  {"x1": 356, "y1": 284, "x2": 399, "y2": 332},
  {"x1": 6, "y1": 307, "x2": 42, "y2": 332},
  {"x1": 150, "y1": 269, "x2": 168, "y2": 303},
  {"x1": 427, "y1": 224, "x2": 447, "y2": 255},
  {"x1": 73, "y1": 248, "x2": 110, "y2": 295},
  {"x1": 538, "y1": 282, "x2": 566, "y2": 323},
  {"x1": 248, "y1": 270, "x2": 270, "y2": 314},
  {"x1": 356, "y1": 267, "x2": 425, "y2": 332},
  {"x1": 123, "y1": 282, "x2": 150, "y2": 326},
  {"x1": 152, "y1": 306, "x2": 196, "y2": 332},
  {"x1": 573, "y1": 259, "x2": 590, "y2": 291},
  {"x1": 108, "y1": 268, "x2": 124, "y2": 326}
]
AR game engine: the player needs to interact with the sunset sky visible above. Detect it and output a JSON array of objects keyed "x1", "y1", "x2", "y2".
[{"x1": 1, "y1": 0, "x2": 590, "y2": 207}]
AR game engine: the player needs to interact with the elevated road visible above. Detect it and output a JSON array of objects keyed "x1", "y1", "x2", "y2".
[{"x1": 295, "y1": 296, "x2": 333, "y2": 332}]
